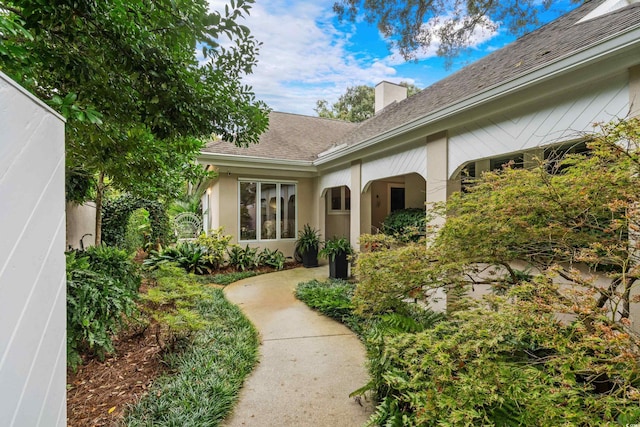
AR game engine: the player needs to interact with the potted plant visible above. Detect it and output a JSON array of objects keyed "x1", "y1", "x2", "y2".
[
  {"x1": 295, "y1": 224, "x2": 321, "y2": 268},
  {"x1": 319, "y1": 236, "x2": 353, "y2": 279}
]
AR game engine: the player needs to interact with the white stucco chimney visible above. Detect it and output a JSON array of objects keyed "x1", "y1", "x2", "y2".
[{"x1": 375, "y1": 81, "x2": 407, "y2": 114}]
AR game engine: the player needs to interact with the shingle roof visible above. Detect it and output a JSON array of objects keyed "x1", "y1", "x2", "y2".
[
  {"x1": 337, "y1": 0, "x2": 640, "y2": 148},
  {"x1": 202, "y1": 111, "x2": 357, "y2": 161},
  {"x1": 203, "y1": 0, "x2": 640, "y2": 163}
]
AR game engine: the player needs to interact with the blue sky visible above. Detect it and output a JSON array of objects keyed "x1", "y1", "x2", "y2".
[{"x1": 208, "y1": 0, "x2": 578, "y2": 116}]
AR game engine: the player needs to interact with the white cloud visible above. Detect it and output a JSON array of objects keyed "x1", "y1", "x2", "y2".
[
  {"x1": 206, "y1": 0, "x2": 414, "y2": 115},
  {"x1": 385, "y1": 15, "x2": 499, "y2": 65},
  {"x1": 205, "y1": 1, "x2": 500, "y2": 115}
]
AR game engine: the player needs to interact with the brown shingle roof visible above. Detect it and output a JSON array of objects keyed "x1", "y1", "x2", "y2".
[
  {"x1": 203, "y1": 0, "x2": 640, "y2": 162},
  {"x1": 338, "y1": 0, "x2": 640, "y2": 147},
  {"x1": 202, "y1": 111, "x2": 357, "y2": 161}
]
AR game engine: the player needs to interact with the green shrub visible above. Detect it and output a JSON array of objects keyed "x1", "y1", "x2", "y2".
[
  {"x1": 141, "y1": 264, "x2": 211, "y2": 347},
  {"x1": 195, "y1": 228, "x2": 233, "y2": 270},
  {"x1": 228, "y1": 245, "x2": 258, "y2": 271},
  {"x1": 380, "y1": 208, "x2": 427, "y2": 242},
  {"x1": 362, "y1": 281, "x2": 640, "y2": 426},
  {"x1": 353, "y1": 242, "x2": 435, "y2": 315},
  {"x1": 257, "y1": 248, "x2": 286, "y2": 270},
  {"x1": 123, "y1": 208, "x2": 151, "y2": 254},
  {"x1": 102, "y1": 196, "x2": 172, "y2": 249},
  {"x1": 66, "y1": 247, "x2": 140, "y2": 369},
  {"x1": 84, "y1": 245, "x2": 141, "y2": 292},
  {"x1": 144, "y1": 242, "x2": 212, "y2": 274}
]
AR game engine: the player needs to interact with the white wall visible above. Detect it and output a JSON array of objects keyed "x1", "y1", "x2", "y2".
[
  {"x1": 66, "y1": 202, "x2": 96, "y2": 250},
  {"x1": 361, "y1": 145, "x2": 426, "y2": 191},
  {"x1": 0, "y1": 72, "x2": 66, "y2": 426},
  {"x1": 448, "y1": 73, "x2": 629, "y2": 178}
]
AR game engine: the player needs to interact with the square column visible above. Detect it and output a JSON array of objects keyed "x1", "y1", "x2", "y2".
[
  {"x1": 350, "y1": 161, "x2": 362, "y2": 251},
  {"x1": 426, "y1": 131, "x2": 449, "y2": 228}
]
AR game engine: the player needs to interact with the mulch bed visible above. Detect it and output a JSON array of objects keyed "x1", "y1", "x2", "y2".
[
  {"x1": 66, "y1": 325, "x2": 165, "y2": 427},
  {"x1": 66, "y1": 261, "x2": 302, "y2": 426}
]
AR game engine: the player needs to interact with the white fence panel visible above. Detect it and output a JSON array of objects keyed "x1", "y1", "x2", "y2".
[{"x1": 0, "y1": 71, "x2": 66, "y2": 426}]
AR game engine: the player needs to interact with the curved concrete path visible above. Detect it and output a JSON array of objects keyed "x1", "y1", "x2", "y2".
[{"x1": 222, "y1": 265, "x2": 374, "y2": 427}]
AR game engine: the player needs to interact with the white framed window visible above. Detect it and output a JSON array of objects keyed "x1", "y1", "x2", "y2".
[
  {"x1": 238, "y1": 180, "x2": 297, "y2": 241},
  {"x1": 328, "y1": 186, "x2": 350, "y2": 214}
]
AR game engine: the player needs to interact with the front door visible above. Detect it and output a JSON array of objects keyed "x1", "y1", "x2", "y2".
[{"x1": 390, "y1": 187, "x2": 405, "y2": 212}]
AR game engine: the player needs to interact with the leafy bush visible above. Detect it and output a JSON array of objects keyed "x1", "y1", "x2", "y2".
[
  {"x1": 257, "y1": 248, "x2": 286, "y2": 270},
  {"x1": 66, "y1": 247, "x2": 140, "y2": 369},
  {"x1": 362, "y1": 281, "x2": 640, "y2": 426},
  {"x1": 228, "y1": 245, "x2": 258, "y2": 271},
  {"x1": 83, "y1": 245, "x2": 140, "y2": 292},
  {"x1": 380, "y1": 208, "x2": 426, "y2": 242},
  {"x1": 102, "y1": 196, "x2": 172, "y2": 249},
  {"x1": 141, "y1": 264, "x2": 211, "y2": 347},
  {"x1": 123, "y1": 208, "x2": 151, "y2": 254},
  {"x1": 195, "y1": 228, "x2": 233, "y2": 269},
  {"x1": 144, "y1": 242, "x2": 212, "y2": 274},
  {"x1": 353, "y1": 242, "x2": 435, "y2": 315}
]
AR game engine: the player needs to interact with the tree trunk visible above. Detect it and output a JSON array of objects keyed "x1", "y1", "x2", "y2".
[
  {"x1": 597, "y1": 277, "x2": 622, "y2": 309},
  {"x1": 94, "y1": 171, "x2": 105, "y2": 246},
  {"x1": 622, "y1": 277, "x2": 637, "y2": 319}
]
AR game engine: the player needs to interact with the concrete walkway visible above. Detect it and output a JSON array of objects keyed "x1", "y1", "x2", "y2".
[{"x1": 222, "y1": 265, "x2": 374, "y2": 427}]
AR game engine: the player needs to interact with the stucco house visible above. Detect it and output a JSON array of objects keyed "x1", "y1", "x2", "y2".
[{"x1": 198, "y1": 0, "x2": 640, "y2": 257}]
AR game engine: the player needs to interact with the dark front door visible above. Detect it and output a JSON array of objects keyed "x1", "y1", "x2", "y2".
[{"x1": 390, "y1": 187, "x2": 405, "y2": 212}]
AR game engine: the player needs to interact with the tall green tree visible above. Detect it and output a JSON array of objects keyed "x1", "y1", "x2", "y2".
[
  {"x1": 315, "y1": 82, "x2": 420, "y2": 122},
  {"x1": 333, "y1": 0, "x2": 572, "y2": 60},
  {"x1": 0, "y1": 0, "x2": 269, "y2": 244}
]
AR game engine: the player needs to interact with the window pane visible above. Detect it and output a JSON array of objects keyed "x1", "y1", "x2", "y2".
[
  {"x1": 331, "y1": 187, "x2": 342, "y2": 210},
  {"x1": 281, "y1": 184, "x2": 296, "y2": 239},
  {"x1": 261, "y1": 183, "x2": 277, "y2": 239},
  {"x1": 239, "y1": 182, "x2": 257, "y2": 240},
  {"x1": 344, "y1": 187, "x2": 351, "y2": 211}
]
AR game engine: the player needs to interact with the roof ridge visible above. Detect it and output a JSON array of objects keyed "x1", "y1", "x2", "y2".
[{"x1": 270, "y1": 110, "x2": 358, "y2": 125}]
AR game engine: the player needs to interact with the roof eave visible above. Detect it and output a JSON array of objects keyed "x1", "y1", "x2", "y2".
[
  {"x1": 314, "y1": 23, "x2": 640, "y2": 166},
  {"x1": 197, "y1": 152, "x2": 317, "y2": 173}
]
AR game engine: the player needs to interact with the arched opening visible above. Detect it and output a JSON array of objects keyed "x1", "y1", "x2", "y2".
[
  {"x1": 366, "y1": 173, "x2": 426, "y2": 233},
  {"x1": 101, "y1": 196, "x2": 172, "y2": 250}
]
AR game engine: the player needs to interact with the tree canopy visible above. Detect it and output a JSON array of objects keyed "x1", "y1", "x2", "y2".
[
  {"x1": 315, "y1": 82, "x2": 420, "y2": 122},
  {"x1": 1, "y1": 0, "x2": 269, "y2": 243},
  {"x1": 333, "y1": 0, "x2": 573, "y2": 60}
]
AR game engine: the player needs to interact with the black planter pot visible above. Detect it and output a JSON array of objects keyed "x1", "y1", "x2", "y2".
[
  {"x1": 329, "y1": 251, "x2": 349, "y2": 279},
  {"x1": 302, "y1": 247, "x2": 319, "y2": 268}
]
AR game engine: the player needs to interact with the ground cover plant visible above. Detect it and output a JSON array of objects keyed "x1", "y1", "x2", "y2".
[
  {"x1": 296, "y1": 279, "x2": 360, "y2": 331},
  {"x1": 125, "y1": 267, "x2": 259, "y2": 426}
]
